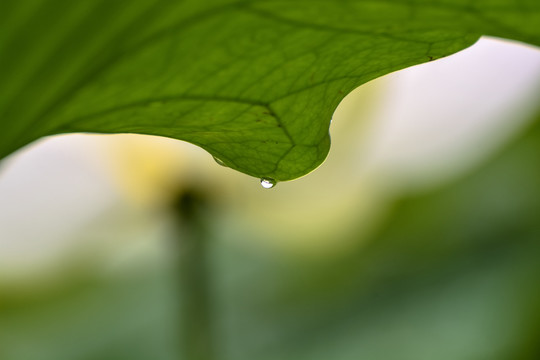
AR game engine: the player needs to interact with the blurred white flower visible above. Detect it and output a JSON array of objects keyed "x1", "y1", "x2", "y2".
[{"x1": 1, "y1": 37, "x2": 540, "y2": 284}]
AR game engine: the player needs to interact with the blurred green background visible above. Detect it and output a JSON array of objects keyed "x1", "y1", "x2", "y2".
[{"x1": 1, "y1": 38, "x2": 540, "y2": 360}]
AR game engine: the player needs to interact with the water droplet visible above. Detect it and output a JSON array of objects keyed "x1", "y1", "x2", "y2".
[
  {"x1": 213, "y1": 156, "x2": 227, "y2": 167},
  {"x1": 260, "y1": 178, "x2": 276, "y2": 189}
]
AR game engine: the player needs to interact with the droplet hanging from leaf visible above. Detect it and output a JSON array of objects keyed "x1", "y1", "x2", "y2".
[
  {"x1": 260, "y1": 178, "x2": 276, "y2": 189},
  {"x1": 213, "y1": 156, "x2": 227, "y2": 167}
]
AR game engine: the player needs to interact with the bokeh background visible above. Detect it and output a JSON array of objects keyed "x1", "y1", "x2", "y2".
[{"x1": 1, "y1": 37, "x2": 540, "y2": 360}]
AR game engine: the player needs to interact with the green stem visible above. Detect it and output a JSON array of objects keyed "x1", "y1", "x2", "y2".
[{"x1": 174, "y1": 190, "x2": 216, "y2": 360}]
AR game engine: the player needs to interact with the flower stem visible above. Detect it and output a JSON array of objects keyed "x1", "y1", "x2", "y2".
[{"x1": 173, "y1": 189, "x2": 216, "y2": 360}]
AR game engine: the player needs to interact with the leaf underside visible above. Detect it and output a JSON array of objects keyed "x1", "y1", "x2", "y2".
[{"x1": 1, "y1": 0, "x2": 539, "y2": 181}]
